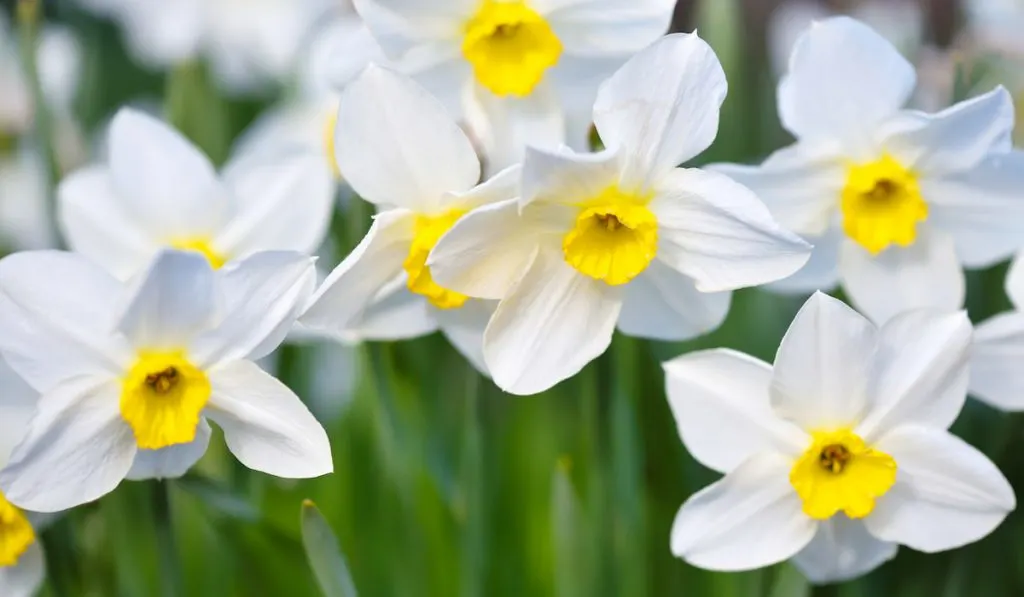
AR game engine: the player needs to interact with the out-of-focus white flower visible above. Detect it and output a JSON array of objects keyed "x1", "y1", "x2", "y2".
[
  {"x1": 970, "y1": 255, "x2": 1024, "y2": 410},
  {"x1": 714, "y1": 17, "x2": 1024, "y2": 325},
  {"x1": 57, "y1": 108, "x2": 333, "y2": 279},
  {"x1": 0, "y1": 150, "x2": 54, "y2": 251},
  {"x1": 964, "y1": 0, "x2": 1024, "y2": 58},
  {"x1": 350, "y1": 0, "x2": 675, "y2": 172},
  {"x1": 666, "y1": 292, "x2": 1014, "y2": 583},
  {"x1": 0, "y1": 249, "x2": 332, "y2": 512},
  {"x1": 0, "y1": 360, "x2": 45, "y2": 597},
  {"x1": 428, "y1": 34, "x2": 811, "y2": 395},
  {"x1": 300, "y1": 66, "x2": 520, "y2": 374}
]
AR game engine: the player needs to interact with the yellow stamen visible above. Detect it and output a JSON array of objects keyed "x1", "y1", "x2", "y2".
[
  {"x1": 841, "y1": 154, "x2": 927, "y2": 255},
  {"x1": 462, "y1": 0, "x2": 562, "y2": 97},
  {"x1": 169, "y1": 238, "x2": 226, "y2": 269},
  {"x1": 404, "y1": 210, "x2": 470, "y2": 310},
  {"x1": 0, "y1": 491, "x2": 34, "y2": 567},
  {"x1": 120, "y1": 350, "x2": 211, "y2": 450},
  {"x1": 790, "y1": 428, "x2": 897, "y2": 520},
  {"x1": 562, "y1": 186, "x2": 658, "y2": 286}
]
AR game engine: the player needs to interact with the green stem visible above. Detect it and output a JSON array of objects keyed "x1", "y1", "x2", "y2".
[{"x1": 152, "y1": 481, "x2": 183, "y2": 597}]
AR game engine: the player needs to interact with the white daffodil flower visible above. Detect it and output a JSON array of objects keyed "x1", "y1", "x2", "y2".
[
  {"x1": 427, "y1": 33, "x2": 812, "y2": 395},
  {"x1": 0, "y1": 249, "x2": 332, "y2": 512},
  {"x1": 969, "y1": 255, "x2": 1024, "y2": 410},
  {"x1": 352, "y1": 0, "x2": 675, "y2": 169},
  {"x1": 300, "y1": 66, "x2": 517, "y2": 373},
  {"x1": 666, "y1": 292, "x2": 1014, "y2": 584},
  {"x1": 713, "y1": 16, "x2": 1024, "y2": 325},
  {"x1": 57, "y1": 108, "x2": 333, "y2": 280},
  {"x1": 0, "y1": 360, "x2": 45, "y2": 597}
]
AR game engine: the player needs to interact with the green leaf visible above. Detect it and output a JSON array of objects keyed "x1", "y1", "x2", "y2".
[{"x1": 301, "y1": 500, "x2": 359, "y2": 597}]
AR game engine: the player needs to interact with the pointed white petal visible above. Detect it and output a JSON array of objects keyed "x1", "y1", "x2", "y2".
[
  {"x1": 0, "y1": 251, "x2": 132, "y2": 391},
  {"x1": 335, "y1": 65, "x2": 480, "y2": 210},
  {"x1": 0, "y1": 542, "x2": 45, "y2": 597},
  {"x1": 125, "y1": 419, "x2": 211, "y2": 480},
  {"x1": 521, "y1": 144, "x2": 622, "y2": 208},
  {"x1": 0, "y1": 359, "x2": 38, "y2": 468},
  {"x1": 664, "y1": 349, "x2": 808, "y2": 474},
  {"x1": 840, "y1": 229, "x2": 964, "y2": 325},
  {"x1": 351, "y1": 0, "x2": 471, "y2": 57},
  {"x1": 652, "y1": 168, "x2": 812, "y2": 292},
  {"x1": 778, "y1": 16, "x2": 914, "y2": 145},
  {"x1": 766, "y1": 227, "x2": 842, "y2": 294},
  {"x1": 0, "y1": 377, "x2": 135, "y2": 512},
  {"x1": 483, "y1": 247, "x2": 622, "y2": 395},
  {"x1": 463, "y1": 82, "x2": 564, "y2": 177},
  {"x1": 1008, "y1": 255, "x2": 1024, "y2": 311},
  {"x1": 618, "y1": 261, "x2": 731, "y2": 341},
  {"x1": 206, "y1": 359, "x2": 332, "y2": 479},
  {"x1": 867, "y1": 426, "x2": 1014, "y2": 552},
  {"x1": 857, "y1": 310, "x2": 971, "y2": 440},
  {"x1": 970, "y1": 312, "x2": 1024, "y2": 411},
  {"x1": 792, "y1": 516, "x2": 898, "y2": 584},
  {"x1": 437, "y1": 299, "x2": 495, "y2": 376},
  {"x1": 770, "y1": 292, "x2": 876, "y2": 430},
  {"x1": 670, "y1": 453, "x2": 816, "y2": 571},
  {"x1": 544, "y1": 0, "x2": 674, "y2": 55},
  {"x1": 594, "y1": 33, "x2": 726, "y2": 185},
  {"x1": 348, "y1": 281, "x2": 438, "y2": 341}
]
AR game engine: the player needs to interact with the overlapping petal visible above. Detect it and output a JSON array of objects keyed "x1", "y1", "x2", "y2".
[{"x1": 618, "y1": 261, "x2": 731, "y2": 341}]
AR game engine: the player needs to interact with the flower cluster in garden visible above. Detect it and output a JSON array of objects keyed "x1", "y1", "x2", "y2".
[{"x1": 3, "y1": 0, "x2": 1024, "y2": 593}]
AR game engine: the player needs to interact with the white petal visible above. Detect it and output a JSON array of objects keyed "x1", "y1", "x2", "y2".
[
  {"x1": 593, "y1": 32, "x2": 727, "y2": 185},
  {"x1": 867, "y1": 426, "x2": 1014, "y2": 552},
  {"x1": 437, "y1": 299, "x2": 496, "y2": 376},
  {"x1": 191, "y1": 251, "x2": 316, "y2": 366},
  {"x1": 923, "y1": 151, "x2": 1024, "y2": 268},
  {"x1": 428, "y1": 198, "x2": 540, "y2": 300},
  {"x1": 206, "y1": 359, "x2": 332, "y2": 478},
  {"x1": 617, "y1": 260, "x2": 731, "y2": 341},
  {"x1": 652, "y1": 168, "x2": 812, "y2": 292},
  {"x1": 792, "y1": 516, "x2": 898, "y2": 585},
  {"x1": 857, "y1": 310, "x2": 972, "y2": 440},
  {"x1": 0, "y1": 377, "x2": 135, "y2": 512},
  {"x1": 57, "y1": 165, "x2": 156, "y2": 279},
  {"x1": 334, "y1": 65, "x2": 480, "y2": 210},
  {"x1": 840, "y1": 229, "x2": 964, "y2": 325},
  {"x1": 350, "y1": 282, "x2": 439, "y2": 341},
  {"x1": 663, "y1": 349, "x2": 808, "y2": 474},
  {"x1": 670, "y1": 453, "x2": 816, "y2": 571},
  {"x1": 881, "y1": 87, "x2": 1013, "y2": 175},
  {"x1": 117, "y1": 250, "x2": 218, "y2": 351},
  {"x1": 766, "y1": 226, "x2": 842, "y2": 294},
  {"x1": 215, "y1": 151, "x2": 335, "y2": 259},
  {"x1": 770, "y1": 292, "x2": 876, "y2": 430},
  {"x1": 0, "y1": 358, "x2": 37, "y2": 470},
  {"x1": 107, "y1": 108, "x2": 231, "y2": 238},
  {"x1": 483, "y1": 247, "x2": 622, "y2": 395},
  {"x1": 125, "y1": 419, "x2": 211, "y2": 480},
  {"x1": 351, "y1": 0, "x2": 470, "y2": 58},
  {"x1": 544, "y1": 0, "x2": 674, "y2": 56},
  {"x1": 521, "y1": 144, "x2": 622, "y2": 208},
  {"x1": 300, "y1": 210, "x2": 415, "y2": 334},
  {"x1": 0, "y1": 251, "x2": 131, "y2": 391},
  {"x1": 970, "y1": 313, "x2": 1024, "y2": 411},
  {"x1": 0, "y1": 542, "x2": 45, "y2": 597},
  {"x1": 1008, "y1": 254, "x2": 1024, "y2": 311},
  {"x1": 778, "y1": 16, "x2": 914, "y2": 146}
]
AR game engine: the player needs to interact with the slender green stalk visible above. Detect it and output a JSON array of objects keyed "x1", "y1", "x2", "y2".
[
  {"x1": 459, "y1": 365, "x2": 484, "y2": 597},
  {"x1": 152, "y1": 481, "x2": 183, "y2": 597}
]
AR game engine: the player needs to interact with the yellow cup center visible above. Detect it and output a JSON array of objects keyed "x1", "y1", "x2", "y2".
[
  {"x1": 121, "y1": 350, "x2": 212, "y2": 450},
  {"x1": 562, "y1": 186, "x2": 658, "y2": 286},
  {"x1": 0, "y1": 491, "x2": 34, "y2": 568},
  {"x1": 169, "y1": 237, "x2": 226, "y2": 269},
  {"x1": 840, "y1": 154, "x2": 927, "y2": 255},
  {"x1": 461, "y1": 0, "x2": 563, "y2": 97},
  {"x1": 790, "y1": 428, "x2": 897, "y2": 520},
  {"x1": 404, "y1": 210, "x2": 470, "y2": 310}
]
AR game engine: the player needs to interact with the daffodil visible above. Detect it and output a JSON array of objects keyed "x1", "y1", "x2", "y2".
[
  {"x1": 352, "y1": 0, "x2": 675, "y2": 168},
  {"x1": 300, "y1": 66, "x2": 516, "y2": 373},
  {"x1": 0, "y1": 249, "x2": 332, "y2": 512},
  {"x1": 969, "y1": 254, "x2": 1024, "y2": 410},
  {"x1": 428, "y1": 33, "x2": 812, "y2": 395},
  {"x1": 58, "y1": 108, "x2": 334, "y2": 280},
  {"x1": 714, "y1": 16, "x2": 1024, "y2": 324},
  {"x1": 666, "y1": 292, "x2": 1014, "y2": 583},
  {"x1": 0, "y1": 360, "x2": 46, "y2": 597}
]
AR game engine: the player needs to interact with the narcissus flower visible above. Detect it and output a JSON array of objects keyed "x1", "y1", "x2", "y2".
[
  {"x1": 58, "y1": 108, "x2": 333, "y2": 280},
  {"x1": 300, "y1": 66, "x2": 517, "y2": 372},
  {"x1": 427, "y1": 33, "x2": 811, "y2": 395},
  {"x1": 970, "y1": 254, "x2": 1024, "y2": 410},
  {"x1": 0, "y1": 249, "x2": 331, "y2": 512},
  {"x1": 714, "y1": 16, "x2": 1024, "y2": 324},
  {"x1": 666, "y1": 292, "x2": 1014, "y2": 583}
]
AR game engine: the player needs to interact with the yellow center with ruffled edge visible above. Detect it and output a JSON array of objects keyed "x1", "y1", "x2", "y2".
[
  {"x1": 0, "y1": 491, "x2": 34, "y2": 567},
  {"x1": 170, "y1": 238, "x2": 226, "y2": 269},
  {"x1": 790, "y1": 428, "x2": 897, "y2": 520},
  {"x1": 120, "y1": 350, "x2": 212, "y2": 450},
  {"x1": 462, "y1": 0, "x2": 563, "y2": 97},
  {"x1": 562, "y1": 186, "x2": 658, "y2": 286},
  {"x1": 404, "y1": 210, "x2": 470, "y2": 310},
  {"x1": 841, "y1": 154, "x2": 927, "y2": 255}
]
